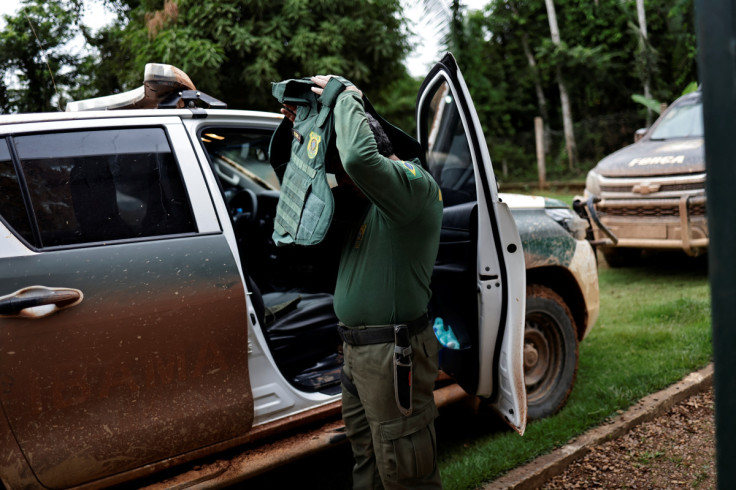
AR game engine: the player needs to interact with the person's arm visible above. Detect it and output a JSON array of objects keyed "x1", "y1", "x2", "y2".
[{"x1": 332, "y1": 90, "x2": 438, "y2": 224}]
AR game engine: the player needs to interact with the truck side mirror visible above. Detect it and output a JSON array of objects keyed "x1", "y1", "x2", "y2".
[{"x1": 634, "y1": 128, "x2": 648, "y2": 143}]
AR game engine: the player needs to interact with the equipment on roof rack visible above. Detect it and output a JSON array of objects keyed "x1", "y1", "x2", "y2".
[
  {"x1": 158, "y1": 90, "x2": 227, "y2": 109},
  {"x1": 66, "y1": 63, "x2": 227, "y2": 112}
]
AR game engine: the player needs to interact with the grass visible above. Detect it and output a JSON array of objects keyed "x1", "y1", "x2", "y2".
[
  {"x1": 503, "y1": 183, "x2": 584, "y2": 208},
  {"x1": 636, "y1": 450, "x2": 665, "y2": 466},
  {"x1": 505, "y1": 188, "x2": 578, "y2": 208},
  {"x1": 436, "y1": 252, "x2": 712, "y2": 489},
  {"x1": 541, "y1": 191, "x2": 576, "y2": 207}
]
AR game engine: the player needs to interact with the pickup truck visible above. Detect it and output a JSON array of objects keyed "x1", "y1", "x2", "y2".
[
  {"x1": 579, "y1": 89, "x2": 706, "y2": 266},
  {"x1": 0, "y1": 55, "x2": 597, "y2": 489}
]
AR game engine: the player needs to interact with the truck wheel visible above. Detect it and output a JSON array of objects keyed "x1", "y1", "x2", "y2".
[
  {"x1": 524, "y1": 285, "x2": 579, "y2": 419},
  {"x1": 601, "y1": 247, "x2": 641, "y2": 267}
]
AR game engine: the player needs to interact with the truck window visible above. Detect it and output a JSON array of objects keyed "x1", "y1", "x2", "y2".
[
  {"x1": 421, "y1": 81, "x2": 478, "y2": 207},
  {"x1": 13, "y1": 128, "x2": 196, "y2": 247},
  {"x1": 650, "y1": 98, "x2": 704, "y2": 140}
]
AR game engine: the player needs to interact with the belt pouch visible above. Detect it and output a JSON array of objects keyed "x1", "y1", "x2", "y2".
[{"x1": 393, "y1": 324, "x2": 413, "y2": 416}]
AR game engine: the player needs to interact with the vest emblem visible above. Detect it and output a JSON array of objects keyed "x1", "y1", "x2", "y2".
[{"x1": 307, "y1": 132, "x2": 322, "y2": 159}]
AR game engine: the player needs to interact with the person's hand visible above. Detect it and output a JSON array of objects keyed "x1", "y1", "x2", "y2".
[
  {"x1": 311, "y1": 75, "x2": 362, "y2": 97},
  {"x1": 280, "y1": 103, "x2": 297, "y2": 124}
]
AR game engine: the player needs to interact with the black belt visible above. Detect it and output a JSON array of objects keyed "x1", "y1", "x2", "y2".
[{"x1": 338, "y1": 313, "x2": 429, "y2": 346}]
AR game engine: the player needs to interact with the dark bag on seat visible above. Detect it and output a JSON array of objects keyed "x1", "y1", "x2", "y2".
[{"x1": 261, "y1": 291, "x2": 341, "y2": 381}]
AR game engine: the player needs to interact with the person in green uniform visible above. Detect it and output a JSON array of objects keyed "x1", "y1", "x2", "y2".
[{"x1": 290, "y1": 75, "x2": 444, "y2": 489}]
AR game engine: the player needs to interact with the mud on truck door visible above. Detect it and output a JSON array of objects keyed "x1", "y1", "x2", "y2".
[
  {"x1": 0, "y1": 120, "x2": 254, "y2": 488},
  {"x1": 418, "y1": 54, "x2": 527, "y2": 434}
]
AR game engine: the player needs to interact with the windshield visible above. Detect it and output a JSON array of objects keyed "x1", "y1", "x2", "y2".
[
  {"x1": 649, "y1": 96, "x2": 703, "y2": 140},
  {"x1": 200, "y1": 128, "x2": 280, "y2": 190}
]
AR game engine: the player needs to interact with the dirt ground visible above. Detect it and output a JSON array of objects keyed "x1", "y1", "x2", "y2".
[
  {"x1": 242, "y1": 387, "x2": 715, "y2": 490},
  {"x1": 541, "y1": 387, "x2": 716, "y2": 489}
]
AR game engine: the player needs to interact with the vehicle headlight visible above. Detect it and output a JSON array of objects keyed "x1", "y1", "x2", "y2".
[
  {"x1": 545, "y1": 208, "x2": 588, "y2": 240},
  {"x1": 585, "y1": 170, "x2": 601, "y2": 198}
]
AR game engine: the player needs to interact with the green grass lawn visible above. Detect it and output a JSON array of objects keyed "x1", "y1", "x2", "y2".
[
  {"x1": 527, "y1": 190, "x2": 577, "y2": 208},
  {"x1": 503, "y1": 183, "x2": 583, "y2": 208},
  {"x1": 436, "y1": 252, "x2": 712, "y2": 489},
  {"x1": 541, "y1": 191, "x2": 576, "y2": 207}
]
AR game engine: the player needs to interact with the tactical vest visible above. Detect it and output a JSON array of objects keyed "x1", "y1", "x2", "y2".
[{"x1": 269, "y1": 77, "x2": 351, "y2": 246}]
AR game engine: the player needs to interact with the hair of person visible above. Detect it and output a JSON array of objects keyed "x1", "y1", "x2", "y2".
[{"x1": 365, "y1": 112, "x2": 394, "y2": 157}]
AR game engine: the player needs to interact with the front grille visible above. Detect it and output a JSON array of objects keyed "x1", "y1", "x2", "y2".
[
  {"x1": 599, "y1": 202, "x2": 706, "y2": 218},
  {"x1": 661, "y1": 182, "x2": 706, "y2": 192},
  {"x1": 600, "y1": 181, "x2": 705, "y2": 194}
]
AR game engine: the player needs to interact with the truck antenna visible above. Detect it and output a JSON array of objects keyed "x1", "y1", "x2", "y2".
[{"x1": 24, "y1": 12, "x2": 62, "y2": 111}]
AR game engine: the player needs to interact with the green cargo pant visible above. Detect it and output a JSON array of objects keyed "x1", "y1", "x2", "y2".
[{"x1": 341, "y1": 323, "x2": 443, "y2": 489}]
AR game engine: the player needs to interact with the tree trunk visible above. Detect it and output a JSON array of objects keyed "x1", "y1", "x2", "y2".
[
  {"x1": 556, "y1": 66, "x2": 577, "y2": 169},
  {"x1": 511, "y1": 0, "x2": 552, "y2": 153},
  {"x1": 520, "y1": 33, "x2": 551, "y2": 152},
  {"x1": 636, "y1": 0, "x2": 653, "y2": 126},
  {"x1": 545, "y1": 0, "x2": 561, "y2": 44},
  {"x1": 544, "y1": 0, "x2": 577, "y2": 168}
]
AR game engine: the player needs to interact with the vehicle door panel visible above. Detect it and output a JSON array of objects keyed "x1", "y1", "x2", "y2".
[
  {"x1": 430, "y1": 202, "x2": 479, "y2": 392},
  {"x1": 418, "y1": 53, "x2": 527, "y2": 434},
  {"x1": 0, "y1": 125, "x2": 253, "y2": 488}
]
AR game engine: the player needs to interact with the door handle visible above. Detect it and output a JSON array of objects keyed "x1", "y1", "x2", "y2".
[{"x1": 0, "y1": 286, "x2": 83, "y2": 319}]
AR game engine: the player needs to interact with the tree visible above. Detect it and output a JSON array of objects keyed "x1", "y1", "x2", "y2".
[
  {"x1": 108, "y1": 0, "x2": 413, "y2": 113},
  {"x1": 0, "y1": 0, "x2": 699, "y2": 182},
  {"x1": 543, "y1": 0, "x2": 577, "y2": 169},
  {"x1": 74, "y1": 0, "x2": 141, "y2": 100},
  {"x1": 634, "y1": 0, "x2": 654, "y2": 125},
  {"x1": 0, "y1": 0, "x2": 91, "y2": 113},
  {"x1": 508, "y1": 0, "x2": 551, "y2": 152}
]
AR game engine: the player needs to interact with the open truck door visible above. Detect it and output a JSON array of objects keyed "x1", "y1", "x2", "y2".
[{"x1": 418, "y1": 53, "x2": 527, "y2": 434}]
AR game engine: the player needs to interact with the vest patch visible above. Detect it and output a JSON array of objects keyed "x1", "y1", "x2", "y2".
[
  {"x1": 292, "y1": 128, "x2": 303, "y2": 144},
  {"x1": 307, "y1": 132, "x2": 322, "y2": 159},
  {"x1": 398, "y1": 160, "x2": 422, "y2": 181}
]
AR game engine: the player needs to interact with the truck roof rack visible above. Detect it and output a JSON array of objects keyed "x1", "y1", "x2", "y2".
[{"x1": 66, "y1": 63, "x2": 227, "y2": 112}]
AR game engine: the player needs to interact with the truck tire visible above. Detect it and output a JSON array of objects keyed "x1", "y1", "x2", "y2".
[{"x1": 524, "y1": 285, "x2": 579, "y2": 419}]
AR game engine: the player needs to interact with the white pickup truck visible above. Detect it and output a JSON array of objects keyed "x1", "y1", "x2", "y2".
[{"x1": 0, "y1": 55, "x2": 597, "y2": 488}]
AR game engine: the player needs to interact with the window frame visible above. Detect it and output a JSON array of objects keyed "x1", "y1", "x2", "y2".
[
  {"x1": 0, "y1": 137, "x2": 40, "y2": 247},
  {"x1": 419, "y1": 80, "x2": 479, "y2": 206}
]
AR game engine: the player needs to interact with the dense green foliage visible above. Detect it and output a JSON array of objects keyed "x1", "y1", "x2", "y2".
[
  {"x1": 0, "y1": 0, "x2": 698, "y2": 180},
  {"x1": 0, "y1": 0, "x2": 90, "y2": 112},
  {"x1": 437, "y1": 252, "x2": 711, "y2": 489},
  {"x1": 101, "y1": 0, "x2": 414, "y2": 118},
  {"x1": 451, "y1": 0, "x2": 698, "y2": 181}
]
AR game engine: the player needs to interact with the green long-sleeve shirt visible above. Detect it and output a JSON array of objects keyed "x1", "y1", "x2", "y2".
[{"x1": 332, "y1": 91, "x2": 443, "y2": 326}]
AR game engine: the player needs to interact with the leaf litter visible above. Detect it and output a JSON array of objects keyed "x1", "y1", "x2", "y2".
[{"x1": 542, "y1": 387, "x2": 715, "y2": 489}]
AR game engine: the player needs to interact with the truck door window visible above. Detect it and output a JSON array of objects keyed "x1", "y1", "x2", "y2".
[
  {"x1": 421, "y1": 81, "x2": 477, "y2": 207},
  {"x1": 14, "y1": 128, "x2": 196, "y2": 247}
]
